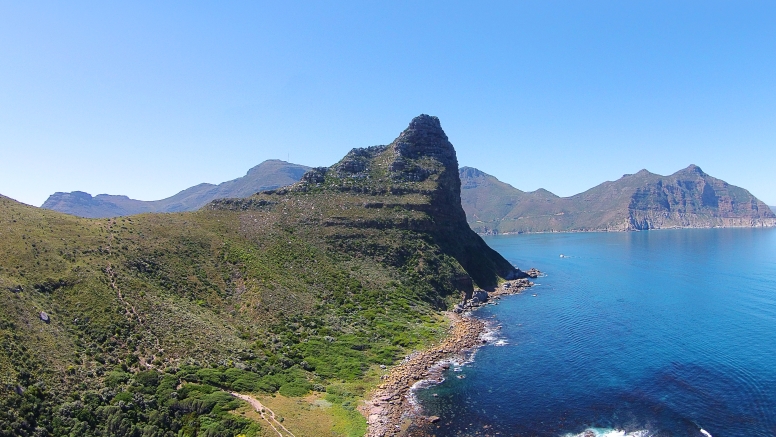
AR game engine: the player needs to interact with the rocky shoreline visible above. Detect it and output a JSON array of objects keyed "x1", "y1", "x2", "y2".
[{"x1": 361, "y1": 274, "x2": 540, "y2": 437}]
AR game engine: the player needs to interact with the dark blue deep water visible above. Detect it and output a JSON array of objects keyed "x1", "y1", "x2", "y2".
[{"x1": 416, "y1": 228, "x2": 776, "y2": 437}]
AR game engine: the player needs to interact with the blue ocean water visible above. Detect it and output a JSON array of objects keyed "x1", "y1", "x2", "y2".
[{"x1": 416, "y1": 228, "x2": 776, "y2": 437}]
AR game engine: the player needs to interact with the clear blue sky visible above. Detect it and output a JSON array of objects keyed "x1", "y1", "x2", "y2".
[{"x1": 2, "y1": 1, "x2": 775, "y2": 206}]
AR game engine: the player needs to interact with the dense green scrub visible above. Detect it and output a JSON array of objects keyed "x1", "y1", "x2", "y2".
[
  {"x1": 0, "y1": 115, "x2": 516, "y2": 436},
  {"x1": 0, "y1": 367, "x2": 260, "y2": 437},
  {"x1": 0, "y1": 194, "x2": 449, "y2": 436}
]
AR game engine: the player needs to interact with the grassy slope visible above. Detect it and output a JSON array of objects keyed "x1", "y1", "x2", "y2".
[
  {"x1": 0, "y1": 191, "x2": 453, "y2": 436},
  {"x1": 0, "y1": 116, "x2": 514, "y2": 436}
]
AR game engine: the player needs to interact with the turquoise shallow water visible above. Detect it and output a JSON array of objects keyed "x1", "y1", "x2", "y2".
[{"x1": 416, "y1": 228, "x2": 776, "y2": 437}]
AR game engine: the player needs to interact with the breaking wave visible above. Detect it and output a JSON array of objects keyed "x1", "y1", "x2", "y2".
[{"x1": 562, "y1": 429, "x2": 652, "y2": 437}]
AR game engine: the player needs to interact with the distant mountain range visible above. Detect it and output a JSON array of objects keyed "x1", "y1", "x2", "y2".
[
  {"x1": 42, "y1": 158, "x2": 776, "y2": 233},
  {"x1": 41, "y1": 159, "x2": 310, "y2": 218},
  {"x1": 460, "y1": 165, "x2": 776, "y2": 234}
]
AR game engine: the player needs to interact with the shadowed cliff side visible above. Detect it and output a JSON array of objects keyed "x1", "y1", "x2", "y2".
[
  {"x1": 212, "y1": 115, "x2": 519, "y2": 291},
  {"x1": 461, "y1": 165, "x2": 776, "y2": 234},
  {"x1": 0, "y1": 115, "x2": 524, "y2": 436}
]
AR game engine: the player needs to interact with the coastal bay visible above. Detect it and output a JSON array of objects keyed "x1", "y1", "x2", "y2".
[{"x1": 413, "y1": 228, "x2": 776, "y2": 437}]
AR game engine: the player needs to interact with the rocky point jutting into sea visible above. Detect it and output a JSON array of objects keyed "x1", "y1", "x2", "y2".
[
  {"x1": 0, "y1": 115, "x2": 534, "y2": 436},
  {"x1": 217, "y1": 116, "x2": 546, "y2": 436},
  {"x1": 362, "y1": 271, "x2": 541, "y2": 437}
]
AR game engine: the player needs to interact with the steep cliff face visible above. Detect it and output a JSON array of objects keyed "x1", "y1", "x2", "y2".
[
  {"x1": 325, "y1": 115, "x2": 517, "y2": 289},
  {"x1": 216, "y1": 115, "x2": 520, "y2": 290},
  {"x1": 0, "y1": 116, "x2": 521, "y2": 436},
  {"x1": 386, "y1": 116, "x2": 519, "y2": 287},
  {"x1": 627, "y1": 165, "x2": 776, "y2": 230},
  {"x1": 460, "y1": 165, "x2": 776, "y2": 233}
]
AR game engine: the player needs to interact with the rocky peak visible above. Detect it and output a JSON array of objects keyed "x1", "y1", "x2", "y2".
[
  {"x1": 390, "y1": 116, "x2": 457, "y2": 178},
  {"x1": 459, "y1": 167, "x2": 489, "y2": 190},
  {"x1": 679, "y1": 164, "x2": 706, "y2": 176},
  {"x1": 334, "y1": 145, "x2": 387, "y2": 178},
  {"x1": 246, "y1": 159, "x2": 282, "y2": 176},
  {"x1": 459, "y1": 166, "x2": 486, "y2": 179},
  {"x1": 622, "y1": 169, "x2": 654, "y2": 179},
  {"x1": 295, "y1": 114, "x2": 462, "y2": 191},
  {"x1": 386, "y1": 115, "x2": 463, "y2": 206},
  {"x1": 285, "y1": 114, "x2": 521, "y2": 289},
  {"x1": 392, "y1": 115, "x2": 453, "y2": 161}
]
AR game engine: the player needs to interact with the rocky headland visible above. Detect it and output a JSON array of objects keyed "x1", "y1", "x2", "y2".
[
  {"x1": 461, "y1": 165, "x2": 776, "y2": 234},
  {"x1": 455, "y1": 269, "x2": 540, "y2": 312},
  {"x1": 362, "y1": 313, "x2": 487, "y2": 437},
  {"x1": 0, "y1": 115, "x2": 526, "y2": 436},
  {"x1": 362, "y1": 272, "x2": 541, "y2": 437}
]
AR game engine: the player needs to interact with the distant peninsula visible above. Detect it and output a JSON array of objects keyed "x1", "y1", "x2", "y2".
[
  {"x1": 460, "y1": 165, "x2": 776, "y2": 234},
  {"x1": 41, "y1": 159, "x2": 310, "y2": 218}
]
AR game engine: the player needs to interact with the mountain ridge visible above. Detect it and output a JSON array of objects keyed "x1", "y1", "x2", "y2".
[
  {"x1": 461, "y1": 165, "x2": 776, "y2": 234},
  {"x1": 41, "y1": 159, "x2": 311, "y2": 218},
  {"x1": 0, "y1": 115, "x2": 519, "y2": 436}
]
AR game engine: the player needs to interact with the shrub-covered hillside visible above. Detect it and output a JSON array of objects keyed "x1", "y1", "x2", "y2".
[{"x1": 0, "y1": 115, "x2": 519, "y2": 436}]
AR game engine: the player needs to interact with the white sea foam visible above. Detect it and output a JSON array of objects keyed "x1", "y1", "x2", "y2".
[
  {"x1": 480, "y1": 317, "x2": 510, "y2": 347},
  {"x1": 561, "y1": 428, "x2": 652, "y2": 437},
  {"x1": 480, "y1": 329, "x2": 500, "y2": 343}
]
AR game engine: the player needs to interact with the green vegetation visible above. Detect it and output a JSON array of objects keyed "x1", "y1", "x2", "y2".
[
  {"x1": 0, "y1": 195, "x2": 449, "y2": 436},
  {"x1": 0, "y1": 368, "x2": 262, "y2": 437},
  {"x1": 0, "y1": 115, "x2": 516, "y2": 435}
]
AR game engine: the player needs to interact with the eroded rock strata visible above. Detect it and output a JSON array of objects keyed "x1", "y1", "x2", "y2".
[{"x1": 461, "y1": 165, "x2": 776, "y2": 234}]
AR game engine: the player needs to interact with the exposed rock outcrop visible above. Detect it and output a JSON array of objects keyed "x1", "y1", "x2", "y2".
[
  {"x1": 461, "y1": 165, "x2": 776, "y2": 234},
  {"x1": 283, "y1": 114, "x2": 521, "y2": 290}
]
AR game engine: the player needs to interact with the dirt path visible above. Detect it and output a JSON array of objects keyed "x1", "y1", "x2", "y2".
[
  {"x1": 231, "y1": 392, "x2": 298, "y2": 437},
  {"x1": 104, "y1": 220, "x2": 162, "y2": 368}
]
